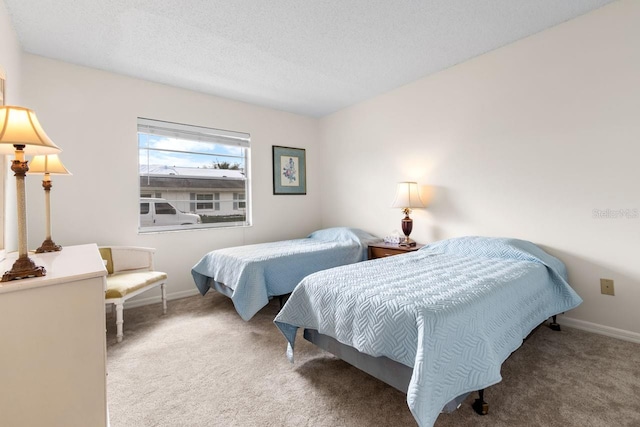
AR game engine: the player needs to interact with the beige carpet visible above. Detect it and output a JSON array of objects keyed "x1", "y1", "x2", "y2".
[{"x1": 106, "y1": 294, "x2": 640, "y2": 427}]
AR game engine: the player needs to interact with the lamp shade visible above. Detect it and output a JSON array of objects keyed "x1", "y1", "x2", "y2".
[
  {"x1": 0, "y1": 106, "x2": 61, "y2": 155},
  {"x1": 390, "y1": 181, "x2": 425, "y2": 209},
  {"x1": 28, "y1": 154, "x2": 72, "y2": 175}
]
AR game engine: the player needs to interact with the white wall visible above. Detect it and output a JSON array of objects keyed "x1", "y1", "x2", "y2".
[
  {"x1": 21, "y1": 56, "x2": 321, "y2": 302},
  {"x1": 0, "y1": 0, "x2": 23, "y2": 253},
  {"x1": 319, "y1": 0, "x2": 640, "y2": 335},
  {"x1": 0, "y1": 0, "x2": 21, "y2": 104}
]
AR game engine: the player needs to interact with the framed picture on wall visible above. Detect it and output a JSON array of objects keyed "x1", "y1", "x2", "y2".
[{"x1": 272, "y1": 145, "x2": 306, "y2": 195}]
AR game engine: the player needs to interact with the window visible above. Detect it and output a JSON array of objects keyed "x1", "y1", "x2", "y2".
[
  {"x1": 233, "y1": 192, "x2": 246, "y2": 210},
  {"x1": 196, "y1": 194, "x2": 213, "y2": 210},
  {"x1": 155, "y1": 202, "x2": 177, "y2": 215},
  {"x1": 141, "y1": 192, "x2": 162, "y2": 199},
  {"x1": 138, "y1": 118, "x2": 251, "y2": 232}
]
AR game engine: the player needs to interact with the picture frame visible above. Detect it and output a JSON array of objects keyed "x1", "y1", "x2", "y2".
[{"x1": 272, "y1": 145, "x2": 306, "y2": 195}]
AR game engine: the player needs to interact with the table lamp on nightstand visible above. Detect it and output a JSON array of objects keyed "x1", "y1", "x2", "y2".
[{"x1": 391, "y1": 181, "x2": 425, "y2": 247}]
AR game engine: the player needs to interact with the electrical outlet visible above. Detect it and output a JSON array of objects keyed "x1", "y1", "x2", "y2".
[{"x1": 600, "y1": 278, "x2": 615, "y2": 296}]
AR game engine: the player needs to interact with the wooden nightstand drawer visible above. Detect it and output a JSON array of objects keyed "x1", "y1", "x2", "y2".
[
  {"x1": 369, "y1": 246, "x2": 405, "y2": 259},
  {"x1": 368, "y1": 243, "x2": 424, "y2": 260}
]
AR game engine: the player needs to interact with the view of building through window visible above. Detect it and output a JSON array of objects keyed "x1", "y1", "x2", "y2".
[{"x1": 138, "y1": 118, "x2": 251, "y2": 232}]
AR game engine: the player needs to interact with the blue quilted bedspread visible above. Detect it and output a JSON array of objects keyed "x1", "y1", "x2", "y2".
[
  {"x1": 274, "y1": 236, "x2": 582, "y2": 427},
  {"x1": 191, "y1": 227, "x2": 380, "y2": 320}
]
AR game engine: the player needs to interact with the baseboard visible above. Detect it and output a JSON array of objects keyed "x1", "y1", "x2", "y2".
[
  {"x1": 559, "y1": 316, "x2": 640, "y2": 344},
  {"x1": 120, "y1": 288, "x2": 202, "y2": 310}
]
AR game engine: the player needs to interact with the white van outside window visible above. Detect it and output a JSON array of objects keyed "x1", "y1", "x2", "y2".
[{"x1": 140, "y1": 198, "x2": 201, "y2": 228}]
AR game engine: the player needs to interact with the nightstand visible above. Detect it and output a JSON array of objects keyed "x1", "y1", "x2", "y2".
[{"x1": 368, "y1": 242, "x2": 424, "y2": 260}]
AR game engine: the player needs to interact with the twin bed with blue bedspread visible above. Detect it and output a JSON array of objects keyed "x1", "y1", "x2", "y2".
[
  {"x1": 191, "y1": 227, "x2": 381, "y2": 320},
  {"x1": 274, "y1": 236, "x2": 582, "y2": 427}
]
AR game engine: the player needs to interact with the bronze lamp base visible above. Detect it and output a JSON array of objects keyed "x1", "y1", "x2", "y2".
[
  {"x1": 36, "y1": 238, "x2": 62, "y2": 253},
  {"x1": 2, "y1": 255, "x2": 47, "y2": 282},
  {"x1": 399, "y1": 211, "x2": 416, "y2": 247}
]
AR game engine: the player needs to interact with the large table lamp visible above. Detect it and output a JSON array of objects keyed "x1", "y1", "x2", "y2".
[
  {"x1": 28, "y1": 154, "x2": 71, "y2": 253},
  {"x1": 0, "y1": 106, "x2": 61, "y2": 281},
  {"x1": 390, "y1": 181, "x2": 425, "y2": 247}
]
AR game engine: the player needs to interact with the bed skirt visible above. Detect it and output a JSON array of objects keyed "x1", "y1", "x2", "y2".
[{"x1": 303, "y1": 329, "x2": 469, "y2": 413}]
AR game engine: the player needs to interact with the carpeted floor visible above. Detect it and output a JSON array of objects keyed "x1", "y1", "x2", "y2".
[{"x1": 106, "y1": 294, "x2": 640, "y2": 427}]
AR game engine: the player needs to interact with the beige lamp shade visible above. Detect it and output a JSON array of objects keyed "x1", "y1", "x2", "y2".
[
  {"x1": 0, "y1": 106, "x2": 61, "y2": 155},
  {"x1": 391, "y1": 181, "x2": 425, "y2": 209},
  {"x1": 28, "y1": 154, "x2": 72, "y2": 175}
]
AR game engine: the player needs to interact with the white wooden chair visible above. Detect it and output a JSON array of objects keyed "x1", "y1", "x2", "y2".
[{"x1": 99, "y1": 246, "x2": 167, "y2": 343}]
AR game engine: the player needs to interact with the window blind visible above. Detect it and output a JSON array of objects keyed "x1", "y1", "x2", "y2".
[{"x1": 137, "y1": 117, "x2": 250, "y2": 148}]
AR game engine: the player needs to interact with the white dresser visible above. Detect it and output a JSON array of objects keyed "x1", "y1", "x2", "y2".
[{"x1": 0, "y1": 244, "x2": 108, "y2": 427}]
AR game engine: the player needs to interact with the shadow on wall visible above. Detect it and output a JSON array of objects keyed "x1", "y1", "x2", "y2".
[
  {"x1": 537, "y1": 245, "x2": 638, "y2": 333},
  {"x1": 540, "y1": 246, "x2": 634, "y2": 290}
]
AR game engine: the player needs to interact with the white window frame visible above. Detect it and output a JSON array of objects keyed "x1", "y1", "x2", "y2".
[{"x1": 138, "y1": 118, "x2": 251, "y2": 233}]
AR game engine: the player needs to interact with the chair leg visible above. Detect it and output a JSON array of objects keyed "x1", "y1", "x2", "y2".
[
  {"x1": 115, "y1": 302, "x2": 124, "y2": 343},
  {"x1": 161, "y1": 283, "x2": 167, "y2": 315}
]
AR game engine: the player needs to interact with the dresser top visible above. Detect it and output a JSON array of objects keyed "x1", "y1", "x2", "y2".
[{"x1": 0, "y1": 244, "x2": 107, "y2": 294}]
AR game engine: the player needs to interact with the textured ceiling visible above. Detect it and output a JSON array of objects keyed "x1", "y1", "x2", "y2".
[{"x1": 5, "y1": 0, "x2": 615, "y2": 117}]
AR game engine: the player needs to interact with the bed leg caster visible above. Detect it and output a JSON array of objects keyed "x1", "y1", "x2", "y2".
[
  {"x1": 549, "y1": 315, "x2": 561, "y2": 331},
  {"x1": 472, "y1": 389, "x2": 489, "y2": 415}
]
